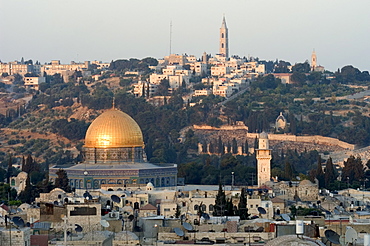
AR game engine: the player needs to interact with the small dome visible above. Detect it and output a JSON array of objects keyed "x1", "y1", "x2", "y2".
[
  {"x1": 299, "y1": 179, "x2": 315, "y2": 186},
  {"x1": 259, "y1": 131, "x2": 268, "y2": 139},
  {"x1": 84, "y1": 109, "x2": 144, "y2": 148},
  {"x1": 146, "y1": 182, "x2": 154, "y2": 188}
]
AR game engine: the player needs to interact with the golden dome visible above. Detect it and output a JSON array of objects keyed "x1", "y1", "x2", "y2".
[{"x1": 84, "y1": 109, "x2": 144, "y2": 148}]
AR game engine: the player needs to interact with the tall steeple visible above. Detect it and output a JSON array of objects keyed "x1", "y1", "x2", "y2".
[
  {"x1": 219, "y1": 16, "x2": 229, "y2": 59},
  {"x1": 311, "y1": 49, "x2": 317, "y2": 71}
]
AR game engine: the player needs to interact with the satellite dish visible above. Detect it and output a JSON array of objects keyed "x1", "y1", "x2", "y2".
[
  {"x1": 128, "y1": 215, "x2": 135, "y2": 221},
  {"x1": 345, "y1": 227, "x2": 358, "y2": 244},
  {"x1": 202, "y1": 213, "x2": 210, "y2": 220},
  {"x1": 83, "y1": 191, "x2": 92, "y2": 200},
  {"x1": 17, "y1": 208, "x2": 23, "y2": 213},
  {"x1": 257, "y1": 207, "x2": 267, "y2": 215},
  {"x1": 183, "y1": 222, "x2": 193, "y2": 231},
  {"x1": 53, "y1": 201, "x2": 58, "y2": 205},
  {"x1": 75, "y1": 224, "x2": 83, "y2": 232},
  {"x1": 100, "y1": 220, "x2": 110, "y2": 228},
  {"x1": 111, "y1": 195, "x2": 121, "y2": 203},
  {"x1": 324, "y1": 229, "x2": 340, "y2": 245},
  {"x1": 12, "y1": 216, "x2": 25, "y2": 227},
  {"x1": 281, "y1": 214, "x2": 290, "y2": 221},
  {"x1": 174, "y1": 227, "x2": 185, "y2": 237}
]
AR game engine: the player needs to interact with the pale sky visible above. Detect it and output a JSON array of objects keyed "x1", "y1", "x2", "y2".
[{"x1": 1, "y1": 0, "x2": 370, "y2": 72}]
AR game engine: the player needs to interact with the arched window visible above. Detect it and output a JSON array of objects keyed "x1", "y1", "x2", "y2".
[
  {"x1": 194, "y1": 205, "x2": 199, "y2": 211},
  {"x1": 222, "y1": 43, "x2": 224, "y2": 48},
  {"x1": 209, "y1": 204, "x2": 214, "y2": 211},
  {"x1": 222, "y1": 33, "x2": 224, "y2": 38},
  {"x1": 201, "y1": 204, "x2": 206, "y2": 212}
]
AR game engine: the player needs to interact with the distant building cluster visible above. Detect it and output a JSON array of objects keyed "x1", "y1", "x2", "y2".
[{"x1": 135, "y1": 17, "x2": 265, "y2": 99}]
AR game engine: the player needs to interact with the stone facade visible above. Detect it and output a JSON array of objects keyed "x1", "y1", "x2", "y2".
[
  {"x1": 257, "y1": 132, "x2": 272, "y2": 187},
  {"x1": 272, "y1": 180, "x2": 319, "y2": 202},
  {"x1": 0, "y1": 227, "x2": 31, "y2": 246}
]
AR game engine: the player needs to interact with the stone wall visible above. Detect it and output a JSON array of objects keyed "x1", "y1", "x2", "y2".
[{"x1": 247, "y1": 133, "x2": 355, "y2": 150}]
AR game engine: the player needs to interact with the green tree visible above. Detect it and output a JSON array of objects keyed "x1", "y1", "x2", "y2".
[
  {"x1": 156, "y1": 78, "x2": 170, "y2": 96},
  {"x1": 175, "y1": 204, "x2": 181, "y2": 218},
  {"x1": 232, "y1": 138, "x2": 238, "y2": 154},
  {"x1": 291, "y1": 72, "x2": 306, "y2": 86},
  {"x1": 213, "y1": 182, "x2": 226, "y2": 216},
  {"x1": 237, "y1": 188, "x2": 250, "y2": 220},
  {"x1": 18, "y1": 175, "x2": 35, "y2": 203},
  {"x1": 6, "y1": 154, "x2": 12, "y2": 184},
  {"x1": 324, "y1": 157, "x2": 337, "y2": 189},
  {"x1": 292, "y1": 61, "x2": 310, "y2": 73},
  {"x1": 54, "y1": 169, "x2": 71, "y2": 192},
  {"x1": 284, "y1": 161, "x2": 293, "y2": 180},
  {"x1": 316, "y1": 156, "x2": 325, "y2": 188},
  {"x1": 342, "y1": 156, "x2": 365, "y2": 185}
]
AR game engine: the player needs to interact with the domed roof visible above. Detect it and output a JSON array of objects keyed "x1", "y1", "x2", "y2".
[
  {"x1": 299, "y1": 179, "x2": 315, "y2": 186},
  {"x1": 84, "y1": 109, "x2": 143, "y2": 148},
  {"x1": 259, "y1": 131, "x2": 268, "y2": 139}
]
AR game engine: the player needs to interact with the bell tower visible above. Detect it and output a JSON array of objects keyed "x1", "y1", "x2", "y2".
[
  {"x1": 256, "y1": 132, "x2": 271, "y2": 187},
  {"x1": 219, "y1": 16, "x2": 229, "y2": 58},
  {"x1": 311, "y1": 49, "x2": 317, "y2": 71}
]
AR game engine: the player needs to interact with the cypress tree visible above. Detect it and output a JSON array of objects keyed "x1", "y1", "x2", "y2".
[
  {"x1": 213, "y1": 182, "x2": 226, "y2": 216},
  {"x1": 254, "y1": 136, "x2": 258, "y2": 150},
  {"x1": 284, "y1": 161, "x2": 293, "y2": 180},
  {"x1": 324, "y1": 157, "x2": 337, "y2": 188},
  {"x1": 232, "y1": 138, "x2": 238, "y2": 154},
  {"x1": 237, "y1": 188, "x2": 250, "y2": 220},
  {"x1": 316, "y1": 156, "x2": 325, "y2": 188},
  {"x1": 6, "y1": 154, "x2": 12, "y2": 184},
  {"x1": 141, "y1": 83, "x2": 145, "y2": 97},
  {"x1": 218, "y1": 136, "x2": 223, "y2": 154},
  {"x1": 55, "y1": 169, "x2": 71, "y2": 192},
  {"x1": 244, "y1": 139, "x2": 249, "y2": 154}
]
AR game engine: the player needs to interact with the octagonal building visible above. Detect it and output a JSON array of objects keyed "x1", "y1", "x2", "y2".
[{"x1": 49, "y1": 108, "x2": 178, "y2": 190}]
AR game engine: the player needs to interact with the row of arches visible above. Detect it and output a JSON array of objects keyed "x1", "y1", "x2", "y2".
[
  {"x1": 67, "y1": 176, "x2": 177, "y2": 189},
  {"x1": 194, "y1": 204, "x2": 214, "y2": 212}
]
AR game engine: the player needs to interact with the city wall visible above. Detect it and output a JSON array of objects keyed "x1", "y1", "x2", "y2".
[
  {"x1": 193, "y1": 124, "x2": 248, "y2": 131},
  {"x1": 247, "y1": 133, "x2": 355, "y2": 150}
]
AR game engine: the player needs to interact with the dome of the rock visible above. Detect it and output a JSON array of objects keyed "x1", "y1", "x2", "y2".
[{"x1": 84, "y1": 109, "x2": 143, "y2": 148}]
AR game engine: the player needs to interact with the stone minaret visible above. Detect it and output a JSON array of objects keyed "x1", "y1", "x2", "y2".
[
  {"x1": 219, "y1": 16, "x2": 229, "y2": 58},
  {"x1": 311, "y1": 50, "x2": 317, "y2": 71},
  {"x1": 256, "y1": 132, "x2": 271, "y2": 187}
]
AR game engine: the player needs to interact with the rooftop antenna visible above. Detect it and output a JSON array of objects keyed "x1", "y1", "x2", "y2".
[{"x1": 169, "y1": 20, "x2": 172, "y2": 55}]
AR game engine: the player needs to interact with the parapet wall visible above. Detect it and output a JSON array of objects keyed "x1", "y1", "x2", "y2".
[
  {"x1": 247, "y1": 133, "x2": 355, "y2": 150},
  {"x1": 194, "y1": 124, "x2": 249, "y2": 131}
]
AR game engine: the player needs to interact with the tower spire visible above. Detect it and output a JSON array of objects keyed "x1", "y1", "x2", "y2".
[
  {"x1": 219, "y1": 15, "x2": 229, "y2": 59},
  {"x1": 112, "y1": 96, "x2": 115, "y2": 109}
]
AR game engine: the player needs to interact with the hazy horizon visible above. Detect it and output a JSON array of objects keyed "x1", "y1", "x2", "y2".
[{"x1": 1, "y1": 0, "x2": 370, "y2": 72}]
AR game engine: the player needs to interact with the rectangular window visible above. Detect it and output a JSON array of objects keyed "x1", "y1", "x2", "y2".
[{"x1": 164, "y1": 208, "x2": 170, "y2": 212}]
